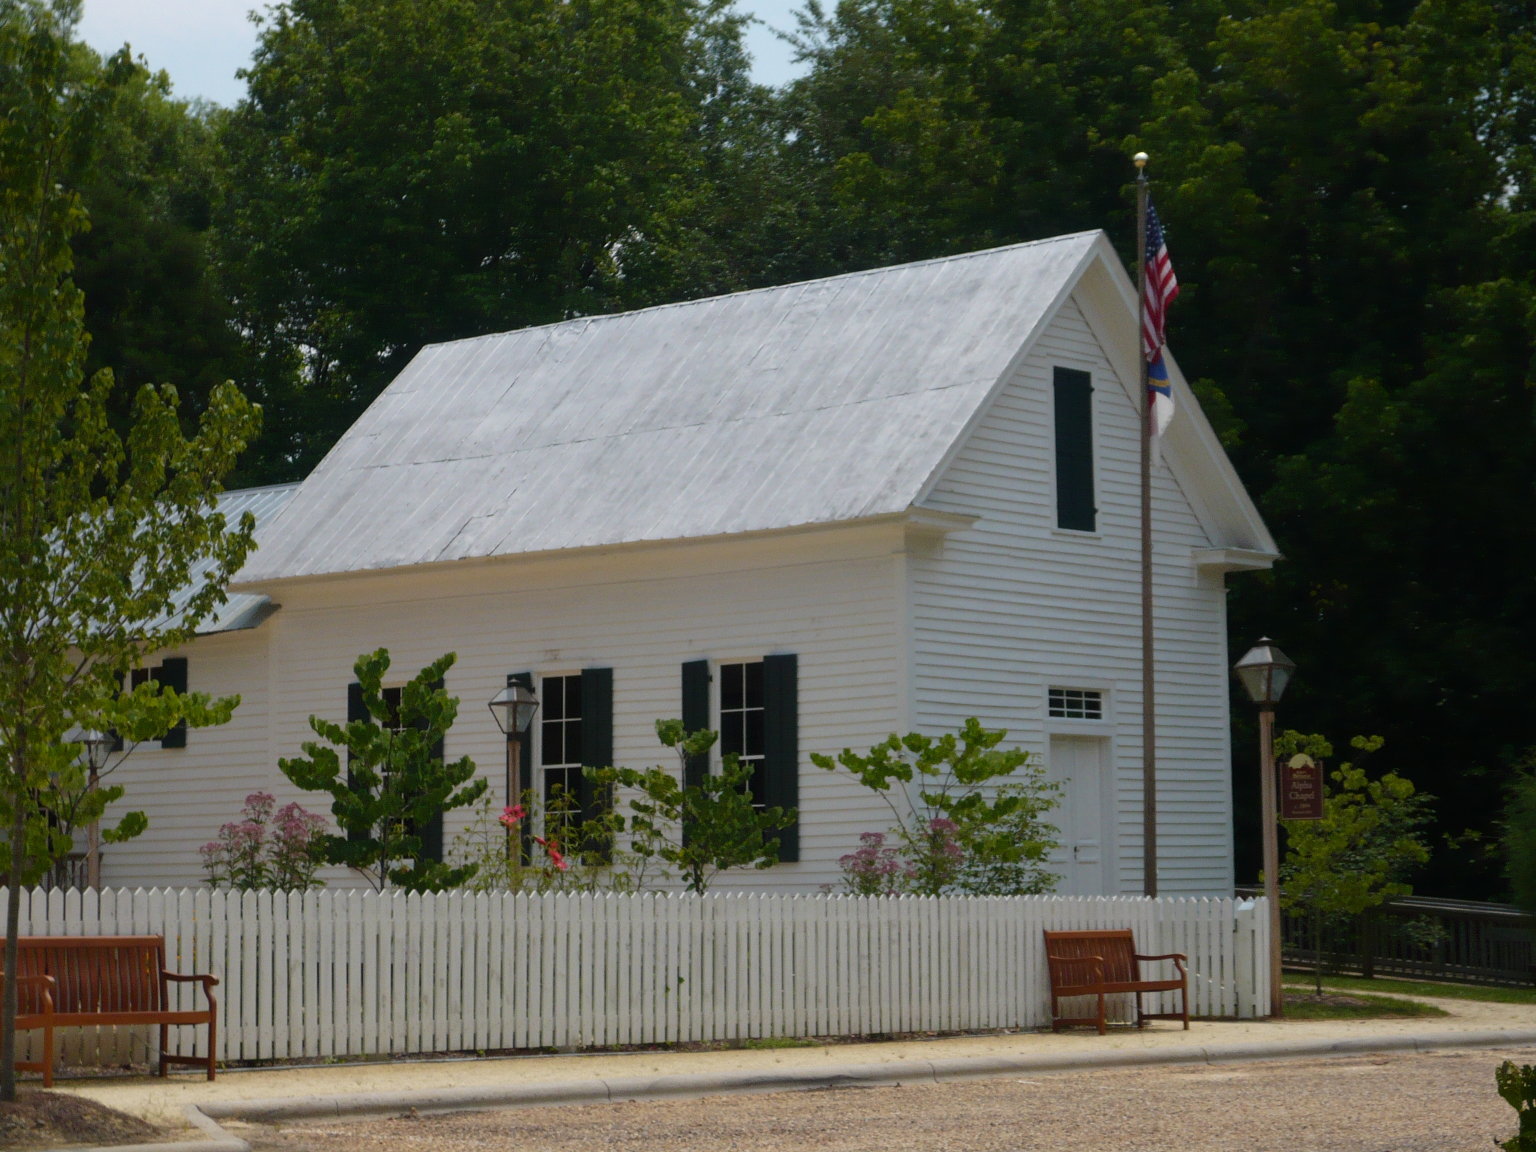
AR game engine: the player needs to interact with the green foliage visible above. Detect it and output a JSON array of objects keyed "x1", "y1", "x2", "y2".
[
  {"x1": 589, "y1": 719, "x2": 792, "y2": 894},
  {"x1": 1498, "y1": 1061, "x2": 1536, "y2": 1152},
  {"x1": 812, "y1": 719, "x2": 1060, "y2": 896},
  {"x1": 199, "y1": 791, "x2": 328, "y2": 892},
  {"x1": 279, "y1": 650, "x2": 487, "y2": 892},
  {"x1": 450, "y1": 789, "x2": 635, "y2": 894},
  {"x1": 0, "y1": 0, "x2": 257, "y2": 1101},
  {"x1": 1501, "y1": 750, "x2": 1536, "y2": 915},
  {"x1": 215, "y1": 0, "x2": 719, "y2": 481},
  {"x1": 1276, "y1": 733, "x2": 1432, "y2": 992}
]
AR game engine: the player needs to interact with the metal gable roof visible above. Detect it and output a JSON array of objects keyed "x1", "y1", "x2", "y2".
[
  {"x1": 237, "y1": 232, "x2": 1106, "y2": 584},
  {"x1": 166, "y1": 483, "x2": 300, "y2": 633}
]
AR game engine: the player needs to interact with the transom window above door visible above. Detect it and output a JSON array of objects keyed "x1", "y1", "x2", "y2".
[
  {"x1": 1049, "y1": 687, "x2": 1104, "y2": 720},
  {"x1": 541, "y1": 674, "x2": 583, "y2": 815},
  {"x1": 719, "y1": 661, "x2": 767, "y2": 808}
]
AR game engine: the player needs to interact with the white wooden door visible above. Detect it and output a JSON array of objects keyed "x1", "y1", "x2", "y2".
[{"x1": 1047, "y1": 736, "x2": 1108, "y2": 895}]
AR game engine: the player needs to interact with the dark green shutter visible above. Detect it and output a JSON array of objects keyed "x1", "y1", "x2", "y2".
[
  {"x1": 681, "y1": 659, "x2": 710, "y2": 790},
  {"x1": 580, "y1": 667, "x2": 614, "y2": 859},
  {"x1": 509, "y1": 672, "x2": 535, "y2": 861},
  {"x1": 762, "y1": 653, "x2": 799, "y2": 863},
  {"x1": 346, "y1": 681, "x2": 368, "y2": 843},
  {"x1": 417, "y1": 677, "x2": 446, "y2": 864},
  {"x1": 1053, "y1": 367, "x2": 1095, "y2": 532},
  {"x1": 579, "y1": 667, "x2": 613, "y2": 819},
  {"x1": 156, "y1": 657, "x2": 188, "y2": 748}
]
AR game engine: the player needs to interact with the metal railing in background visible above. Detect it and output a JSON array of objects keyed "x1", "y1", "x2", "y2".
[{"x1": 1238, "y1": 887, "x2": 1536, "y2": 986}]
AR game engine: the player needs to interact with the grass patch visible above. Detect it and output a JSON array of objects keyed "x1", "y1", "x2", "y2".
[
  {"x1": 1283, "y1": 972, "x2": 1536, "y2": 1005},
  {"x1": 741, "y1": 1036, "x2": 817, "y2": 1050},
  {"x1": 1281, "y1": 989, "x2": 1449, "y2": 1020}
]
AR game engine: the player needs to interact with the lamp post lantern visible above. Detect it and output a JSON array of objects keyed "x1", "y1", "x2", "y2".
[
  {"x1": 1233, "y1": 638, "x2": 1297, "y2": 1018},
  {"x1": 487, "y1": 683, "x2": 540, "y2": 737},
  {"x1": 79, "y1": 730, "x2": 114, "y2": 890}
]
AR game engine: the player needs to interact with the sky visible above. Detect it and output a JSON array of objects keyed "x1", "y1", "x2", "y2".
[{"x1": 76, "y1": 0, "x2": 811, "y2": 108}]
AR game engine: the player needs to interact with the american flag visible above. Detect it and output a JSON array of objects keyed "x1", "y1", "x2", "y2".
[{"x1": 1142, "y1": 198, "x2": 1178, "y2": 437}]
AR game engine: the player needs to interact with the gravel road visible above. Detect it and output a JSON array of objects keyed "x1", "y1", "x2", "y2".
[{"x1": 239, "y1": 1044, "x2": 1536, "y2": 1152}]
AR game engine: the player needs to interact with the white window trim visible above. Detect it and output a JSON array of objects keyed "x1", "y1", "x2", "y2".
[
  {"x1": 1043, "y1": 680, "x2": 1115, "y2": 734},
  {"x1": 712, "y1": 656, "x2": 765, "y2": 774}
]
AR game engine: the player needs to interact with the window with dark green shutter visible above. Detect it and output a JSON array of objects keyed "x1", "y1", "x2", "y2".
[
  {"x1": 541, "y1": 674, "x2": 584, "y2": 823},
  {"x1": 716, "y1": 655, "x2": 799, "y2": 863},
  {"x1": 1053, "y1": 366, "x2": 1096, "y2": 532},
  {"x1": 579, "y1": 667, "x2": 613, "y2": 824},
  {"x1": 154, "y1": 658, "x2": 189, "y2": 747},
  {"x1": 761, "y1": 654, "x2": 799, "y2": 863}
]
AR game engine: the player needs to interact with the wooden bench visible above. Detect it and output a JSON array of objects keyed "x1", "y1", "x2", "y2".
[
  {"x1": 5, "y1": 935, "x2": 218, "y2": 1087},
  {"x1": 1043, "y1": 929, "x2": 1189, "y2": 1035}
]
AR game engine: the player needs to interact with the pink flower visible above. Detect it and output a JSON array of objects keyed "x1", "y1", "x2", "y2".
[
  {"x1": 498, "y1": 804, "x2": 527, "y2": 829},
  {"x1": 548, "y1": 847, "x2": 568, "y2": 872}
]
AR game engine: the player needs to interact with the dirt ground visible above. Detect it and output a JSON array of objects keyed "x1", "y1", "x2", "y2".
[
  {"x1": 0, "y1": 1089, "x2": 162, "y2": 1150},
  {"x1": 235, "y1": 1045, "x2": 1536, "y2": 1152}
]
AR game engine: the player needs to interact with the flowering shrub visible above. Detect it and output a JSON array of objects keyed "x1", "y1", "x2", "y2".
[
  {"x1": 200, "y1": 792, "x2": 329, "y2": 891},
  {"x1": 452, "y1": 793, "x2": 622, "y2": 893},
  {"x1": 817, "y1": 719, "x2": 1061, "y2": 896},
  {"x1": 838, "y1": 832, "x2": 904, "y2": 895}
]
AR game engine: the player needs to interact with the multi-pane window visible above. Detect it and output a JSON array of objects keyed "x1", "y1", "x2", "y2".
[
  {"x1": 541, "y1": 675, "x2": 584, "y2": 819},
  {"x1": 719, "y1": 661, "x2": 767, "y2": 809},
  {"x1": 1049, "y1": 687, "x2": 1104, "y2": 720}
]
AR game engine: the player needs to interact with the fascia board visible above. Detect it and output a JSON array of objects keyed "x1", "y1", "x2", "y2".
[{"x1": 1072, "y1": 239, "x2": 1278, "y2": 556}]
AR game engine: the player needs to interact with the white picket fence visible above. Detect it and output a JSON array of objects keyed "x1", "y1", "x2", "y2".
[{"x1": 3, "y1": 887, "x2": 1269, "y2": 1068}]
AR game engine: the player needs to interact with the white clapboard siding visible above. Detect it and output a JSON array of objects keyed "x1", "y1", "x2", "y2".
[
  {"x1": 4, "y1": 888, "x2": 1267, "y2": 1066},
  {"x1": 915, "y1": 294, "x2": 1236, "y2": 896}
]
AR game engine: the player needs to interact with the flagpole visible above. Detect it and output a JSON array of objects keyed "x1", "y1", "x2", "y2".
[{"x1": 1134, "y1": 151, "x2": 1157, "y2": 898}]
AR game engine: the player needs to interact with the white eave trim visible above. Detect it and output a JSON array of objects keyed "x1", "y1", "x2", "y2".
[
  {"x1": 904, "y1": 506, "x2": 980, "y2": 534},
  {"x1": 1194, "y1": 547, "x2": 1279, "y2": 574}
]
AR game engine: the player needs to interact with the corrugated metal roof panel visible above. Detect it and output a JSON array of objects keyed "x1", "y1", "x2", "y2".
[{"x1": 239, "y1": 233, "x2": 1101, "y2": 583}]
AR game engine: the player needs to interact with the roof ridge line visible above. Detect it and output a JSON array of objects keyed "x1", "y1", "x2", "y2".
[{"x1": 420, "y1": 231, "x2": 1105, "y2": 352}]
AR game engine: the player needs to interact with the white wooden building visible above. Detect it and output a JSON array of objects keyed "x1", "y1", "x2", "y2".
[{"x1": 103, "y1": 230, "x2": 1277, "y2": 895}]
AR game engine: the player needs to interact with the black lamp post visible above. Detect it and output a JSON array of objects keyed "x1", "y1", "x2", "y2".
[
  {"x1": 1233, "y1": 638, "x2": 1297, "y2": 1018},
  {"x1": 79, "y1": 729, "x2": 114, "y2": 890},
  {"x1": 488, "y1": 681, "x2": 540, "y2": 862}
]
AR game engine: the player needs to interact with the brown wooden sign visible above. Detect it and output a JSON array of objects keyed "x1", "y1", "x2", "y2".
[{"x1": 1280, "y1": 754, "x2": 1324, "y2": 820}]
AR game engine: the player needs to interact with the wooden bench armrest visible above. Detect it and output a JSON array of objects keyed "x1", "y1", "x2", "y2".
[
  {"x1": 1134, "y1": 952, "x2": 1188, "y2": 977},
  {"x1": 162, "y1": 971, "x2": 219, "y2": 1014},
  {"x1": 162, "y1": 971, "x2": 219, "y2": 987},
  {"x1": 2, "y1": 974, "x2": 55, "y2": 1015}
]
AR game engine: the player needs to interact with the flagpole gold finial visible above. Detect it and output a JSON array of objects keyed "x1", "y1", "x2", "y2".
[{"x1": 1134, "y1": 151, "x2": 1149, "y2": 169}]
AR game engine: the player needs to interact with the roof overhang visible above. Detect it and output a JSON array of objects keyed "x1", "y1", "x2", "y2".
[
  {"x1": 1193, "y1": 548, "x2": 1279, "y2": 574},
  {"x1": 231, "y1": 504, "x2": 979, "y2": 595}
]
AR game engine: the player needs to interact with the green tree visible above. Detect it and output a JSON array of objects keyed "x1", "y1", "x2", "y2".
[
  {"x1": 590, "y1": 719, "x2": 792, "y2": 894},
  {"x1": 279, "y1": 649, "x2": 487, "y2": 892},
  {"x1": 216, "y1": 0, "x2": 712, "y2": 482},
  {"x1": 0, "y1": 0, "x2": 259, "y2": 1100},
  {"x1": 1500, "y1": 749, "x2": 1536, "y2": 914},
  {"x1": 1276, "y1": 733, "x2": 1432, "y2": 994},
  {"x1": 65, "y1": 54, "x2": 247, "y2": 472},
  {"x1": 772, "y1": 0, "x2": 1536, "y2": 898},
  {"x1": 812, "y1": 718, "x2": 1060, "y2": 896},
  {"x1": 1498, "y1": 1060, "x2": 1536, "y2": 1152}
]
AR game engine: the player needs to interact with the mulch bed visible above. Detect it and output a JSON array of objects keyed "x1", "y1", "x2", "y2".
[{"x1": 0, "y1": 1090, "x2": 163, "y2": 1149}]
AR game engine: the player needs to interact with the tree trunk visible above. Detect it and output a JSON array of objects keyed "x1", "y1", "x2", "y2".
[{"x1": 3, "y1": 744, "x2": 28, "y2": 1101}]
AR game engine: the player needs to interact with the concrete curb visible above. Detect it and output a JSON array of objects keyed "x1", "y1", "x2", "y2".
[
  {"x1": 201, "y1": 1027, "x2": 1536, "y2": 1122},
  {"x1": 72, "y1": 1027, "x2": 1536, "y2": 1151}
]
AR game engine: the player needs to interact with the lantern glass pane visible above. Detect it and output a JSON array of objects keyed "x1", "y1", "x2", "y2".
[{"x1": 1235, "y1": 663, "x2": 1270, "y2": 704}]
